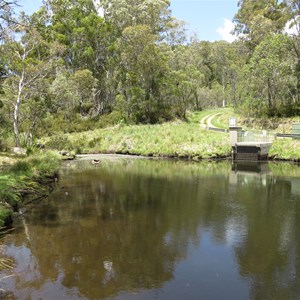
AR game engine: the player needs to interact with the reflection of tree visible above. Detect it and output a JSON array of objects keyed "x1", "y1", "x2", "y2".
[
  {"x1": 2, "y1": 159, "x2": 300, "y2": 299},
  {"x1": 7, "y1": 160, "x2": 231, "y2": 299},
  {"x1": 232, "y1": 164, "x2": 300, "y2": 299}
]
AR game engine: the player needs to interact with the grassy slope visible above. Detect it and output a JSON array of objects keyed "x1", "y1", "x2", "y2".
[
  {"x1": 44, "y1": 121, "x2": 232, "y2": 159},
  {"x1": 43, "y1": 109, "x2": 300, "y2": 161},
  {"x1": 42, "y1": 111, "x2": 300, "y2": 161},
  {"x1": 269, "y1": 139, "x2": 300, "y2": 161},
  {"x1": 191, "y1": 109, "x2": 300, "y2": 161},
  {"x1": 0, "y1": 151, "x2": 60, "y2": 227},
  {"x1": 188, "y1": 108, "x2": 234, "y2": 128}
]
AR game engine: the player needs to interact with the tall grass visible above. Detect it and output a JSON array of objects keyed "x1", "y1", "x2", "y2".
[
  {"x1": 42, "y1": 116, "x2": 300, "y2": 161},
  {"x1": 269, "y1": 139, "x2": 300, "y2": 161},
  {"x1": 43, "y1": 122, "x2": 232, "y2": 159},
  {"x1": 0, "y1": 151, "x2": 60, "y2": 227}
]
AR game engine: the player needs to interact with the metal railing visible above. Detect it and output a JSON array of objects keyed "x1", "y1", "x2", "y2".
[{"x1": 237, "y1": 130, "x2": 275, "y2": 143}]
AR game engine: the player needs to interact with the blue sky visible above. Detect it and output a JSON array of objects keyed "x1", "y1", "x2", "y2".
[
  {"x1": 17, "y1": 0, "x2": 239, "y2": 42},
  {"x1": 170, "y1": 0, "x2": 238, "y2": 41}
]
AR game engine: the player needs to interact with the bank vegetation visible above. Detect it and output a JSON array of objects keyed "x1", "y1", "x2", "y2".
[{"x1": 0, "y1": 151, "x2": 60, "y2": 228}]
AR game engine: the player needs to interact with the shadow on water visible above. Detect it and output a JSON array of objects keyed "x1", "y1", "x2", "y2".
[{"x1": 1, "y1": 157, "x2": 300, "y2": 299}]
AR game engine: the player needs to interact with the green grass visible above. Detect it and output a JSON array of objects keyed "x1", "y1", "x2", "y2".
[
  {"x1": 192, "y1": 108, "x2": 300, "y2": 133},
  {"x1": 210, "y1": 110, "x2": 234, "y2": 129},
  {"x1": 269, "y1": 139, "x2": 300, "y2": 161},
  {"x1": 188, "y1": 108, "x2": 233, "y2": 125},
  {"x1": 43, "y1": 121, "x2": 232, "y2": 159},
  {"x1": 0, "y1": 151, "x2": 61, "y2": 227},
  {"x1": 42, "y1": 116, "x2": 300, "y2": 161},
  {"x1": 233, "y1": 114, "x2": 300, "y2": 132}
]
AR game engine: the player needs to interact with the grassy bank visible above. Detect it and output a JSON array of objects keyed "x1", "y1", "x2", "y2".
[
  {"x1": 42, "y1": 117, "x2": 300, "y2": 161},
  {"x1": 0, "y1": 151, "x2": 60, "y2": 228},
  {"x1": 43, "y1": 121, "x2": 232, "y2": 159},
  {"x1": 269, "y1": 139, "x2": 300, "y2": 161}
]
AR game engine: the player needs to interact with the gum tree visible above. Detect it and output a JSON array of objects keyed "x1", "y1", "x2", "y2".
[{"x1": 3, "y1": 16, "x2": 61, "y2": 146}]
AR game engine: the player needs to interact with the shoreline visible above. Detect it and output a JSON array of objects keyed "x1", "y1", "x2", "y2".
[
  {"x1": 1, "y1": 148, "x2": 299, "y2": 231},
  {"x1": 75, "y1": 152, "x2": 300, "y2": 163},
  {"x1": 0, "y1": 152, "x2": 60, "y2": 231}
]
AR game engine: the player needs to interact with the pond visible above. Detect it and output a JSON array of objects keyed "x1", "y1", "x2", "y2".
[{"x1": 1, "y1": 156, "x2": 300, "y2": 299}]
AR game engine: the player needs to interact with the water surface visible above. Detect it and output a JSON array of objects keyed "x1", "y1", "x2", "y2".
[{"x1": 1, "y1": 156, "x2": 300, "y2": 299}]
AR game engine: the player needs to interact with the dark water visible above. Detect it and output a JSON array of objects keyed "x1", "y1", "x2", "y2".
[{"x1": 1, "y1": 156, "x2": 300, "y2": 300}]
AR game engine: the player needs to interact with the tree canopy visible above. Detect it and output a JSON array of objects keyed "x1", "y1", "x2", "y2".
[{"x1": 0, "y1": 0, "x2": 299, "y2": 147}]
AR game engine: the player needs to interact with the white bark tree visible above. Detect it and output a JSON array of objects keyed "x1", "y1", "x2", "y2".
[{"x1": 3, "y1": 19, "x2": 62, "y2": 146}]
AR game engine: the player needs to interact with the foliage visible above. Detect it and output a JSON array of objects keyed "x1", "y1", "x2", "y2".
[
  {"x1": 269, "y1": 139, "x2": 300, "y2": 160},
  {"x1": 0, "y1": 207, "x2": 10, "y2": 228},
  {"x1": 45, "y1": 134, "x2": 71, "y2": 150},
  {"x1": 0, "y1": 151, "x2": 60, "y2": 226},
  {"x1": 241, "y1": 34, "x2": 297, "y2": 116},
  {"x1": 233, "y1": 0, "x2": 288, "y2": 47},
  {"x1": 0, "y1": 0, "x2": 299, "y2": 148}
]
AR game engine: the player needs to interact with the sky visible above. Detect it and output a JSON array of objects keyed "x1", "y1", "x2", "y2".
[
  {"x1": 17, "y1": 0, "x2": 239, "y2": 42},
  {"x1": 170, "y1": 0, "x2": 238, "y2": 41}
]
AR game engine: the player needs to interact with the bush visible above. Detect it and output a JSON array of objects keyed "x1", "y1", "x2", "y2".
[
  {"x1": 97, "y1": 111, "x2": 124, "y2": 128},
  {"x1": 46, "y1": 134, "x2": 71, "y2": 150},
  {"x1": 0, "y1": 151, "x2": 60, "y2": 227},
  {"x1": 9, "y1": 161, "x2": 30, "y2": 173},
  {"x1": 0, "y1": 207, "x2": 12, "y2": 228}
]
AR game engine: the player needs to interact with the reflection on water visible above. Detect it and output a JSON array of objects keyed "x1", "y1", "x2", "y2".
[{"x1": 1, "y1": 157, "x2": 300, "y2": 299}]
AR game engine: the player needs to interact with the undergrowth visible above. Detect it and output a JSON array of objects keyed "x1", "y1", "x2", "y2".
[
  {"x1": 0, "y1": 151, "x2": 60, "y2": 227},
  {"x1": 269, "y1": 139, "x2": 300, "y2": 161}
]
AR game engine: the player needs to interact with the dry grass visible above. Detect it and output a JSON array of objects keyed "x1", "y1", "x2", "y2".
[{"x1": 0, "y1": 153, "x2": 17, "y2": 168}]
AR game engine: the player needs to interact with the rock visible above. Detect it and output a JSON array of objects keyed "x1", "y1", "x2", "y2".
[
  {"x1": 59, "y1": 150, "x2": 69, "y2": 156},
  {"x1": 36, "y1": 143, "x2": 45, "y2": 149},
  {"x1": 12, "y1": 147, "x2": 26, "y2": 155},
  {"x1": 92, "y1": 159, "x2": 100, "y2": 164},
  {"x1": 62, "y1": 155, "x2": 75, "y2": 160}
]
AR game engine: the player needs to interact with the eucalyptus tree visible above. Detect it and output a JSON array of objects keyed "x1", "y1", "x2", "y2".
[
  {"x1": 163, "y1": 18, "x2": 187, "y2": 49},
  {"x1": 210, "y1": 41, "x2": 248, "y2": 107},
  {"x1": 115, "y1": 25, "x2": 169, "y2": 123},
  {"x1": 2, "y1": 15, "x2": 62, "y2": 146},
  {"x1": 233, "y1": 0, "x2": 288, "y2": 47},
  {"x1": 0, "y1": 0, "x2": 18, "y2": 37},
  {"x1": 44, "y1": 0, "x2": 111, "y2": 73},
  {"x1": 100, "y1": 0, "x2": 172, "y2": 36},
  {"x1": 284, "y1": 0, "x2": 300, "y2": 106},
  {"x1": 43, "y1": 0, "x2": 118, "y2": 115},
  {"x1": 167, "y1": 44, "x2": 205, "y2": 113},
  {"x1": 242, "y1": 34, "x2": 296, "y2": 116}
]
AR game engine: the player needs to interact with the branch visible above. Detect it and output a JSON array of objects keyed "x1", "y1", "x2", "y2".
[{"x1": 23, "y1": 62, "x2": 53, "y2": 87}]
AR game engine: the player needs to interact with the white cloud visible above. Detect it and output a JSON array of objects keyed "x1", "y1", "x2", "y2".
[{"x1": 216, "y1": 19, "x2": 237, "y2": 43}]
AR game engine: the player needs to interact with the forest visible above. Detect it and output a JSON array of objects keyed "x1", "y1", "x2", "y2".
[{"x1": 0, "y1": 0, "x2": 300, "y2": 148}]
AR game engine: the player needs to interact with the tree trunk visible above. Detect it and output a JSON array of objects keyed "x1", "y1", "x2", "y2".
[
  {"x1": 194, "y1": 92, "x2": 200, "y2": 110},
  {"x1": 267, "y1": 78, "x2": 273, "y2": 114},
  {"x1": 13, "y1": 70, "x2": 25, "y2": 147}
]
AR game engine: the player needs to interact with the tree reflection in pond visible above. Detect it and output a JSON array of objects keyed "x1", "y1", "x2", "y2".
[{"x1": 1, "y1": 158, "x2": 300, "y2": 299}]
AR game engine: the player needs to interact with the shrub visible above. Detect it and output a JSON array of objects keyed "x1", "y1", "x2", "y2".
[
  {"x1": 46, "y1": 134, "x2": 71, "y2": 150},
  {"x1": 9, "y1": 161, "x2": 30, "y2": 173},
  {"x1": 0, "y1": 207, "x2": 11, "y2": 228}
]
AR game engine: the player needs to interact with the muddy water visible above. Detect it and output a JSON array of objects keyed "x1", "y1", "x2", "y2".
[{"x1": 1, "y1": 156, "x2": 300, "y2": 299}]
